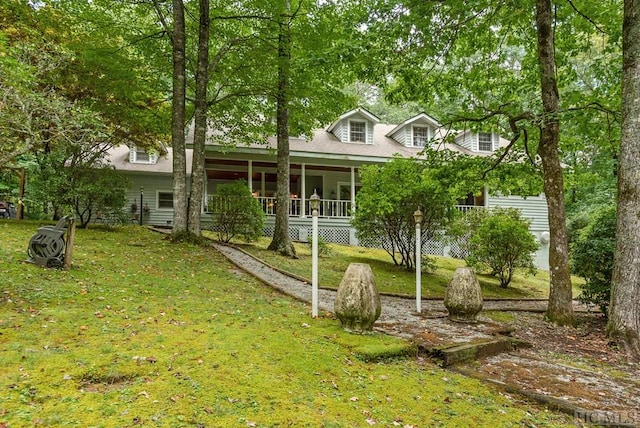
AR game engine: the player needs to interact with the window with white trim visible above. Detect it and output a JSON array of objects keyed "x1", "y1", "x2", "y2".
[
  {"x1": 412, "y1": 126, "x2": 429, "y2": 147},
  {"x1": 478, "y1": 132, "x2": 493, "y2": 152},
  {"x1": 136, "y1": 148, "x2": 150, "y2": 162},
  {"x1": 157, "y1": 191, "x2": 174, "y2": 209},
  {"x1": 349, "y1": 120, "x2": 366, "y2": 143},
  {"x1": 130, "y1": 145, "x2": 158, "y2": 164}
]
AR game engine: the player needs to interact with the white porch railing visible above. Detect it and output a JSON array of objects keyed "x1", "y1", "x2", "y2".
[
  {"x1": 208, "y1": 196, "x2": 481, "y2": 219},
  {"x1": 256, "y1": 197, "x2": 352, "y2": 218},
  {"x1": 455, "y1": 205, "x2": 484, "y2": 214}
]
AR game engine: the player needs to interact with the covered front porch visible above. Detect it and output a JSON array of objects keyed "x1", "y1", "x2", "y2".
[{"x1": 205, "y1": 156, "x2": 363, "y2": 219}]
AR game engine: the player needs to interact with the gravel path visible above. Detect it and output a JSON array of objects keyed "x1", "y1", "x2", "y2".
[{"x1": 212, "y1": 242, "x2": 566, "y2": 344}]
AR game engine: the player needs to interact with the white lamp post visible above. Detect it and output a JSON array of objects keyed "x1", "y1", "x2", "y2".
[
  {"x1": 413, "y1": 209, "x2": 423, "y2": 313},
  {"x1": 310, "y1": 190, "x2": 321, "y2": 318}
]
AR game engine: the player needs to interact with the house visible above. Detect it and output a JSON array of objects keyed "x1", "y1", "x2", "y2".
[{"x1": 107, "y1": 108, "x2": 551, "y2": 270}]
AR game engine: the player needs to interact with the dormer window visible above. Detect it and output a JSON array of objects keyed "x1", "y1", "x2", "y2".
[
  {"x1": 478, "y1": 132, "x2": 493, "y2": 152},
  {"x1": 412, "y1": 126, "x2": 429, "y2": 147},
  {"x1": 129, "y1": 145, "x2": 158, "y2": 164},
  {"x1": 349, "y1": 120, "x2": 367, "y2": 143},
  {"x1": 136, "y1": 148, "x2": 150, "y2": 162}
]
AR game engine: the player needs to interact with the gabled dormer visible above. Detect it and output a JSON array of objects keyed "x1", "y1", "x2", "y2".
[
  {"x1": 455, "y1": 131, "x2": 500, "y2": 153},
  {"x1": 385, "y1": 113, "x2": 441, "y2": 148},
  {"x1": 326, "y1": 108, "x2": 379, "y2": 145},
  {"x1": 129, "y1": 145, "x2": 159, "y2": 164}
]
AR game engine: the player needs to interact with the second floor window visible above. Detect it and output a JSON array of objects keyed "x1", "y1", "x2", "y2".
[
  {"x1": 136, "y1": 148, "x2": 150, "y2": 162},
  {"x1": 413, "y1": 126, "x2": 429, "y2": 147},
  {"x1": 478, "y1": 132, "x2": 493, "y2": 152},
  {"x1": 349, "y1": 121, "x2": 366, "y2": 143}
]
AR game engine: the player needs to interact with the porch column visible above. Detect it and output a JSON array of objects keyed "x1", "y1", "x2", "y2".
[
  {"x1": 248, "y1": 160, "x2": 253, "y2": 192},
  {"x1": 261, "y1": 172, "x2": 266, "y2": 197},
  {"x1": 301, "y1": 163, "x2": 306, "y2": 217},
  {"x1": 351, "y1": 167, "x2": 356, "y2": 213}
]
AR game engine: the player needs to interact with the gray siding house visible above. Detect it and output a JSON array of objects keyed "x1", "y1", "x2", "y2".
[{"x1": 107, "y1": 108, "x2": 551, "y2": 270}]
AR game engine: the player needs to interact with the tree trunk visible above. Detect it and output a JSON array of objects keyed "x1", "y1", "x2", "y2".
[
  {"x1": 607, "y1": 0, "x2": 640, "y2": 360},
  {"x1": 187, "y1": 0, "x2": 210, "y2": 236},
  {"x1": 267, "y1": 4, "x2": 296, "y2": 257},
  {"x1": 535, "y1": 0, "x2": 574, "y2": 325},
  {"x1": 171, "y1": 0, "x2": 188, "y2": 233}
]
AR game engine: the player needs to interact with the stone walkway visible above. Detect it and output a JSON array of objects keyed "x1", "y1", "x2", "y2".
[{"x1": 212, "y1": 242, "x2": 640, "y2": 425}]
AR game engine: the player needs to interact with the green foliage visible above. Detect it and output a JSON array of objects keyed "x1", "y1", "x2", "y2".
[
  {"x1": 571, "y1": 204, "x2": 616, "y2": 315},
  {"x1": 308, "y1": 235, "x2": 331, "y2": 257},
  {"x1": 353, "y1": 156, "x2": 465, "y2": 271},
  {"x1": 28, "y1": 141, "x2": 129, "y2": 228},
  {"x1": 210, "y1": 180, "x2": 265, "y2": 243},
  {"x1": 466, "y1": 208, "x2": 539, "y2": 288}
]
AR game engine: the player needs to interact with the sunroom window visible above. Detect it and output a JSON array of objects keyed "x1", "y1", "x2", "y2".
[
  {"x1": 413, "y1": 126, "x2": 429, "y2": 147},
  {"x1": 478, "y1": 132, "x2": 493, "y2": 152},
  {"x1": 349, "y1": 120, "x2": 366, "y2": 143}
]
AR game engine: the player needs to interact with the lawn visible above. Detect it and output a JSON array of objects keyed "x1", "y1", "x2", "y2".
[
  {"x1": 0, "y1": 220, "x2": 571, "y2": 427},
  {"x1": 233, "y1": 238, "x2": 583, "y2": 299}
]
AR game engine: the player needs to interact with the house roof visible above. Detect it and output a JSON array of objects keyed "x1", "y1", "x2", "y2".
[
  {"x1": 106, "y1": 144, "x2": 193, "y2": 174},
  {"x1": 201, "y1": 123, "x2": 478, "y2": 163},
  {"x1": 385, "y1": 112, "x2": 442, "y2": 138},
  {"x1": 326, "y1": 107, "x2": 380, "y2": 133},
  {"x1": 110, "y1": 110, "x2": 509, "y2": 173}
]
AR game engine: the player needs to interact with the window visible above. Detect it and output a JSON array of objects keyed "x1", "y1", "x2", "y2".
[
  {"x1": 413, "y1": 126, "x2": 429, "y2": 147},
  {"x1": 478, "y1": 132, "x2": 493, "y2": 152},
  {"x1": 157, "y1": 192, "x2": 174, "y2": 209},
  {"x1": 136, "y1": 148, "x2": 150, "y2": 162},
  {"x1": 349, "y1": 120, "x2": 366, "y2": 143}
]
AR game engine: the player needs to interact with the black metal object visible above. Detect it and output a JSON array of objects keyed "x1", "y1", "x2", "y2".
[{"x1": 26, "y1": 216, "x2": 71, "y2": 268}]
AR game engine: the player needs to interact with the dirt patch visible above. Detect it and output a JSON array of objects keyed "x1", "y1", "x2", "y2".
[{"x1": 465, "y1": 311, "x2": 640, "y2": 416}]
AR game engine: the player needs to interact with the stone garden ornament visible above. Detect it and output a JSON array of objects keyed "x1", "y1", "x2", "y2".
[
  {"x1": 444, "y1": 267, "x2": 483, "y2": 323},
  {"x1": 334, "y1": 263, "x2": 381, "y2": 333}
]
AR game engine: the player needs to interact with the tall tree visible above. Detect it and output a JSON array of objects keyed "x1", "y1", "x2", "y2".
[
  {"x1": 187, "y1": 0, "x2": 210, "y2": 236},
  {"x1": 608, "y1": 0, "x2": 640, "y2": 359},
  {"x1": 170, "y1": 0, "x2": 188, "y2": 233},
  {"x1": 268, "y1": 0, "x2": 296, "y2": 257},
  {"x1": 535, "y1": 0, "x2": 573, "y2": 324}
]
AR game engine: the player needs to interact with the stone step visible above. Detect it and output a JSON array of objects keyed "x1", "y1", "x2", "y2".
[{"x1": 419, "y1": 336, "x2": 532, "y2": 366}]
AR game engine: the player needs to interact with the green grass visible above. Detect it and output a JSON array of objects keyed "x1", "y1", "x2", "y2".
[
  {"x1": 0, "y1": 220, "x2": 572, "y2": 427},
  {"x1": 233, "y1": 237, "x2": 583, "y2": 299}
]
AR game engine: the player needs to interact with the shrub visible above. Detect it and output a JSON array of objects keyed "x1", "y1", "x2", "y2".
[
  {"x1": 308, "y1": 235, "x2": 330, "y2": 257},
  {"x1": 466, "y1": 207, "x2": 539, "y2": 288},
  {"x1": 210, "y1": 180, "x2": 265, "y2": 243},
  {"x1": 570, "y1": 204, "x2": 615, "y2": 315}
]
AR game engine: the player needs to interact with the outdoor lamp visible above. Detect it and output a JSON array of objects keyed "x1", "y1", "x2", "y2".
[
  {"x1": 414, "y1": 208, "x2": 423, "y2": 313},
  {"x1": 413, "y1": 209, "x2": 423, "y2": 225},
  {"x1": 139, "y1": 186, "x2": 144, "y2": 226},
  {"x1": 310, "y1": 190, "x2": 321, "y2": 214},
  {"x1": 310, "y1": 190, "x2": 321, "y2": 318}
]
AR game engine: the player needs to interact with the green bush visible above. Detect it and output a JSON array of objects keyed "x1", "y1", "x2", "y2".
[
  {"x1": 466, "y1": 207, "x2": 539, "y2": 288},
  {"x1": 308, "y1": 235, "x2": 331, "y2": 256},
  {"x1": 210, "y1": 180, "x2": 265, "y2": 243},
  {"x1": 570, "y1": 204, "x2": 615, "y2": 315}
]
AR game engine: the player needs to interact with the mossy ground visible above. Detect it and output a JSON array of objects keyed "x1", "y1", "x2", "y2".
[
  {"x1": 1, "y1": 221, "x2": 571, "y2": 427},
  {"x1": 233, "y1": 238, "x2": 583, "y2": 299}
]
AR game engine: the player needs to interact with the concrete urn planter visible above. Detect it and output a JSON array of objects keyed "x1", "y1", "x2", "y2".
[
  {"x1": 334, "y1": 263, "x2": 381, "y2": 333},
  {"x1": 444, "y1": 267, "x2": 483, "y2": 323}
]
